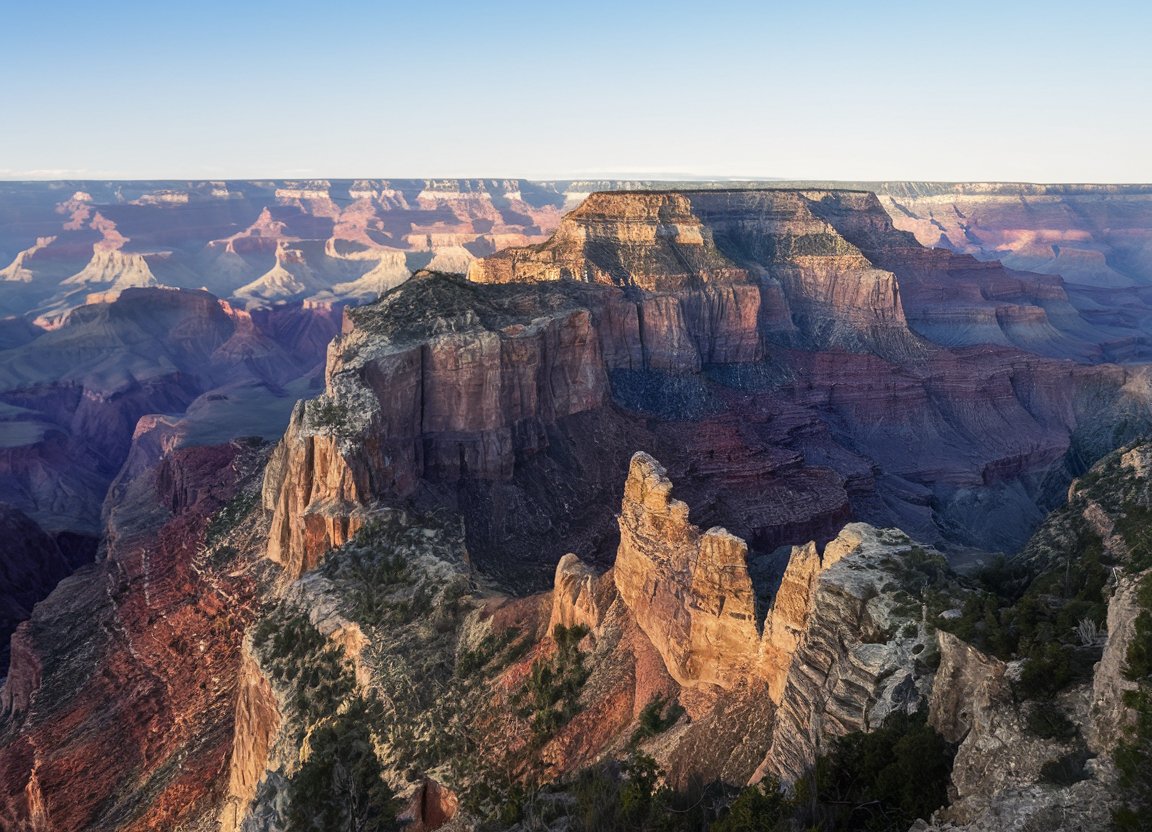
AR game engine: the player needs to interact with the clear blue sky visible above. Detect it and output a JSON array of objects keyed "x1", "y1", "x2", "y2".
[{"x1": 1, "y1": 0, "x2": 1148, "y2": 181}]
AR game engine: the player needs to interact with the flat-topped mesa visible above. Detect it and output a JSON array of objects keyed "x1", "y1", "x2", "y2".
[
  {"x1": 469, "y1": 189, "x2": 920, "y2": 357},
  {"x1": 467, "y1": 192, "x2": 755, "y2": 291},
  {"x1": 263, "y1": 276, "x2": 611, "y2": 577}
]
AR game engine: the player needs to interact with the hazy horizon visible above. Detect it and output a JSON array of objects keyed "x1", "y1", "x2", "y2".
[{"x1": 2, "y1": 0, "x2": 1149, "y2": 182}]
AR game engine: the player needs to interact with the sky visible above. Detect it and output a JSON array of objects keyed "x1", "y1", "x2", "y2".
[{"x1": 1, "y1": 0, "x2": 1149, "y2": 182}]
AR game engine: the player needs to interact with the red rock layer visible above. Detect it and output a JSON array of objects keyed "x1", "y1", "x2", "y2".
[{"x1": 0, "y1": 442, "x2": 263, "y2": 831}]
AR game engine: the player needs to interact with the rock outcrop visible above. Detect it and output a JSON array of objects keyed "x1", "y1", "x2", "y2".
[
  {"x1": 548, "y1": 553, "x2": 607, "y2": 635},
  {"x1": 1090, "y1": 571, "x2": 1144, "y2": 752},
  {"x1": 753, "y1": 525, "x2": 937, "y2": 783},
  {"x1": 613, "y1": 452, "x2": 760, "y2": 689},
  {"x1": 219, "y1": 644, "x2": 282, "y2": 832}
]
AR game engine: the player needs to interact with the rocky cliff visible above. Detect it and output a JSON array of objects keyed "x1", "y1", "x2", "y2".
[
  {"x1": 469, "y1": 190, "x2": 917, "y2": 357},
  {"x1": 1, "y1": 414, "x2": 1148, "y2": 831},
  {"x1": 259, "y1": 270, "x2": 860, "y2": 584},
  {"x1": 264, "y1": 193, "x2": 1149, "y2": 586},
  {"x1": 0, "y1": 439, "x2": 269, "y2": 831},
  {"x1": 2, "y1": 183, "x2": 1152, "y2": 831}
]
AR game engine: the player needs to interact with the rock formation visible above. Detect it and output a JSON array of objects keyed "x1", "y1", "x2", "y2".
[
  {"x1": 263, "y1": 190, "x2": 1149, "y2": 584},
  {"x1": 470, "y1": 189, "x2": 917, "y2": 357},
  {"x1": 1, "y1": 183, "x2": 1152, "y2": 831},
  {"x1": 548, "y1": 553, "x2": 606, "y2": 635},
  {"x1": 0, "y1": 440, "x2": 266, "y2": 830},
  {"x1": 613, "y1": 451, "x2": 760, "y2": 689}
]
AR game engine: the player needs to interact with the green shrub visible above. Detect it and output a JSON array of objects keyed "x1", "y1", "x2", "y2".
[
  {"x1": 205, "y1": 490, "x2": 258, "y2": 546},
  {"x1": 286, "y1": 700, "x2": 400, "y2": 832},
  {"x1": 567, "y1": 752, "x2": 728, "y2": 832},
  {"x1": 1123, "y1": 575, "x2": 1152, "y2": 684},
  {"x1": 792, "y1": 710, "x2": 955, "y2": 832},
  {"x1": 711, "y1": 777, "x2": 789, "y2": 832},
  {"x1": 938, "y1": 512, "x2": 1110, "y2": 701},
  {"x1": 309, "y1": 398, "x2": 352, "y2": 433},
  {"x1": 516, "y1": 624, "x2": 591, "y2": 742},
  {"x1": 631, "y1": 693, "x2": 685, "y2": 745}
]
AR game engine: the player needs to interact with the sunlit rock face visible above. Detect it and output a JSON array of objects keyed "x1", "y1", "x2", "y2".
[
  {"x1": 546, "y1": 455, "x2": 939, "y2": 787},
  {"x1": 258, "y1": 269, "x2": 863, "y2": 585},
  {"x1": 612, "y1": 451, "x2": 761, "y2": 689},
  {"x1": 470, "y1": 189, "x2": 917, "y2": 358}
]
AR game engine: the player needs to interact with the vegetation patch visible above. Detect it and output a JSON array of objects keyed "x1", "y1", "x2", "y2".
[
  {"x1": 938, "y1": 507, "x2": 1110, "y2": 700},
  {"x1": 522, "y1": 710, "x2": 956, "y2": 832},
  {"x1": 515, "y1": 624, "x2": 591, "y2": 742},
  {"x1": 252, "y1": 604, "x2": 399, "y2": 831},
  {"x1": 307, "y1": 396, "x2": 354, "y2": 436},
  {"x1": 631, "y1": 693, "x2": 686, "y2": 745},
  {"x1": 287, "y1": 699, "x2": 401, "y2": 832},
  {"x1": 1025, "y1": 701, "x2": 1078, "y2": 741}
]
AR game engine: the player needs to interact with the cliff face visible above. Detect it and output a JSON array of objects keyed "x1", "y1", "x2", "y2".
[
  {"x1": 612, "y1": 452, "x2": 760, "y2": 689},
  {"x1": 264, "y1": 277, "x2": 612, "y2": 578},
  {"x1": 218, "y1": 644, "x2": 281, "y2": 832},
  {"x1": 800, "y1": 190, "x2": 1098, "y2": 358},
  {"x1": 0, "y1": 440, "x2": 267, "y2": 831},
  {"x1": 260, "y1": 272, "x2": 861, "y2": 583},
  {"x1": 469, "y1": 190, "x2": 916, "y2": 357},
  {"x1": 536, "y1": 455, "x2": 940, "y2": 788},
  {"x1": 264, "y1": 193, "x2": 1147, "y2": 582}
]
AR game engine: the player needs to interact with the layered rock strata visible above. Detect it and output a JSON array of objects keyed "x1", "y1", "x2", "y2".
[
  {"x1": 0, "y1": 440, "x2": 267, "y2": 830},
  {"x1": 265, "y1": 211, "x2": 1146, "y2": 581},
  {"x1": 469, "y1": 190, "x2": 917, "y2": 357}
]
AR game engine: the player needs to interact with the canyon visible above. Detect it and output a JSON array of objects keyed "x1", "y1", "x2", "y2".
[{"x1": 0, "y1": 181, "x2": 1149, "y2": 830}]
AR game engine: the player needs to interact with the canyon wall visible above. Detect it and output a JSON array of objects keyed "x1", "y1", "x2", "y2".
[
  {"x1": 264, "y1": 191, "x2": 1149, "y2": 584},
  {"x1": 0, "y1": 440, "x2": 267, "y2": 831}
]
